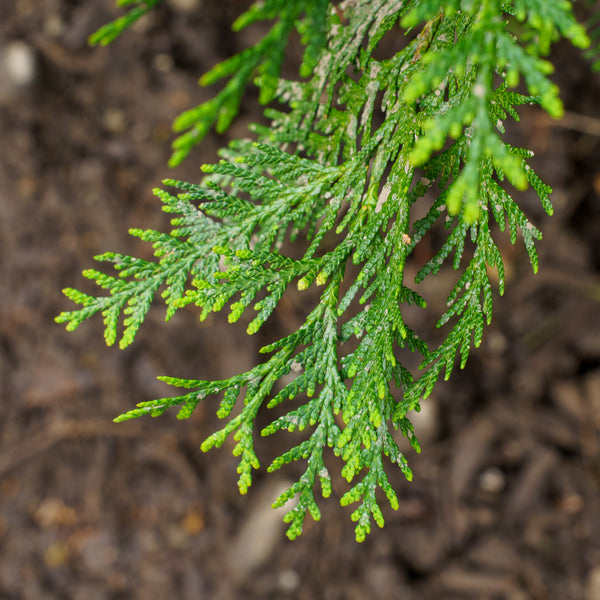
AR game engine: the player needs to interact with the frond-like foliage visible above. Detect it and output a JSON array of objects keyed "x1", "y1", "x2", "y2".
[
  {"x1": 59, "y1": 0, "x2": 593, "y2": 541},
  {"x1": 169, "y1": 0, "x2": 331, "y2": 166}
]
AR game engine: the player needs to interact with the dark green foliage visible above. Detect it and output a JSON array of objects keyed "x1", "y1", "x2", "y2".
[
  {"x1": 170, "y1": 0, "x2": 331, "y2": 166},
  {"x1": 58, "y1": 0, "x2": 593, "y2": 540},
  {"x1": 584, "y1": 1, "x2": 600, "y2": 71}
]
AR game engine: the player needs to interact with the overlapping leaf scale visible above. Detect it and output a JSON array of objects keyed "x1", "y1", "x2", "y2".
[
  {"x1": 56, "y1": 187, "x2": 236, "y2": 347},
  {"x1": 170, "y1": 0, "x2": 332, "y2": 165},
  {"x1": 263, "y1": 0, "x2": 415, "y2": 160},
  {"x1": 339, "y1": 433, "x2": 412, "y2": 542},
  {"x1": 263, "y1": 298, "x2": 345, "y2": 538},
  {"x1": 198, "y1": 142, "x2": 347, "y2": 253},
  {"x1": 404, "y1": 1, "x2": 579, "y2": 223},
  {"x1": 407, "y1": 140, "x2": 551, "y2": 413}
]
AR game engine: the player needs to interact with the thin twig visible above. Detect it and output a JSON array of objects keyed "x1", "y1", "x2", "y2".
[{"x1": 0, "y1": 419, "x2": 142, "y2": 478}]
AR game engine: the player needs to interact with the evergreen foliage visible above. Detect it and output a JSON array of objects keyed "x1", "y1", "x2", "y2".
[
  {"x1": 58, "y1": 0, "x2": 594, "y2": 540},
  {"x1": 585, "y1": 1, "x2": 600, "y2": 70}
]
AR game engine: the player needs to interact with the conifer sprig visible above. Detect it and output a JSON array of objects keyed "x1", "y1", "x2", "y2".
[
  {"x1": 89, "y1": 0, "x2": 163, "y2": 46},
  {"x1": 59, "y1": 0, "x2": 594, "y2": 540},
  {"x1": 169, "y1": 0, "x2": 331, "y2": 166}
]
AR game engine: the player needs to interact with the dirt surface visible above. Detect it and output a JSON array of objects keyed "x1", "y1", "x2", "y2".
[{"x1": 1, "y1": 2, "x2": 600, "y2": 599}]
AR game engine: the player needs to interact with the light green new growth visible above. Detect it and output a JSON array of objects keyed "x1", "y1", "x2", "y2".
[{"x1": 58, "y1": 0, "x2": 593, "y2": 541}]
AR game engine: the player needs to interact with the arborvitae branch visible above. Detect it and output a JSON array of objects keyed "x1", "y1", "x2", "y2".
[{"x1": 59, "y1": 0, "x2": 594, "y2": 540}]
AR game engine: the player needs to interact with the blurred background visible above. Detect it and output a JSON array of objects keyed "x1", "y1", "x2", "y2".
[{"x1": 1, "y1": 1, "x2": 599, "y2": 598}]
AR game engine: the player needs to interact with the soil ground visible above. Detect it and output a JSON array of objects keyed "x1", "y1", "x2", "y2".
[{"x1": 1, "y1": 2, "x2": 600, "y2": 599}]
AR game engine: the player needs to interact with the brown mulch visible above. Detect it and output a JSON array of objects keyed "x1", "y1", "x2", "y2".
[{"x1": 1, "y1": 2, "x2": 599, "y2": 599}]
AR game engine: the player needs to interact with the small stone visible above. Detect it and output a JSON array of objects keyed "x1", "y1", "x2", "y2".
[
  {"x1": 227, "y1": 479, "x2": 294, "y2": 582},
  {"x1": 0, "y1": 41, "x2": 36, "y2": 104},
  {"x1": 4, "y1": 41, "x2": 36, "y2": 86},
  {"x1": 102, "y1": 108, "x2": 127, "y2": 134},
  {"x1": 478, "y1": 466, "x2": 506, "y2": 494},
  {"x1": 153, "y1": 53, "x2": 173, "y2": 72},
  {"x1": 43, "y1": 15, "x2": 64, "y2": 37},
  {"x1": 411, "y1": 398, "x2": 439, "y2": 444},
  {"x1": 486, "y1": 330, "x2": 508, "y2": 355},
  {"x1": 278, "y1": 570, "x2": 300, "y2": 593}
]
